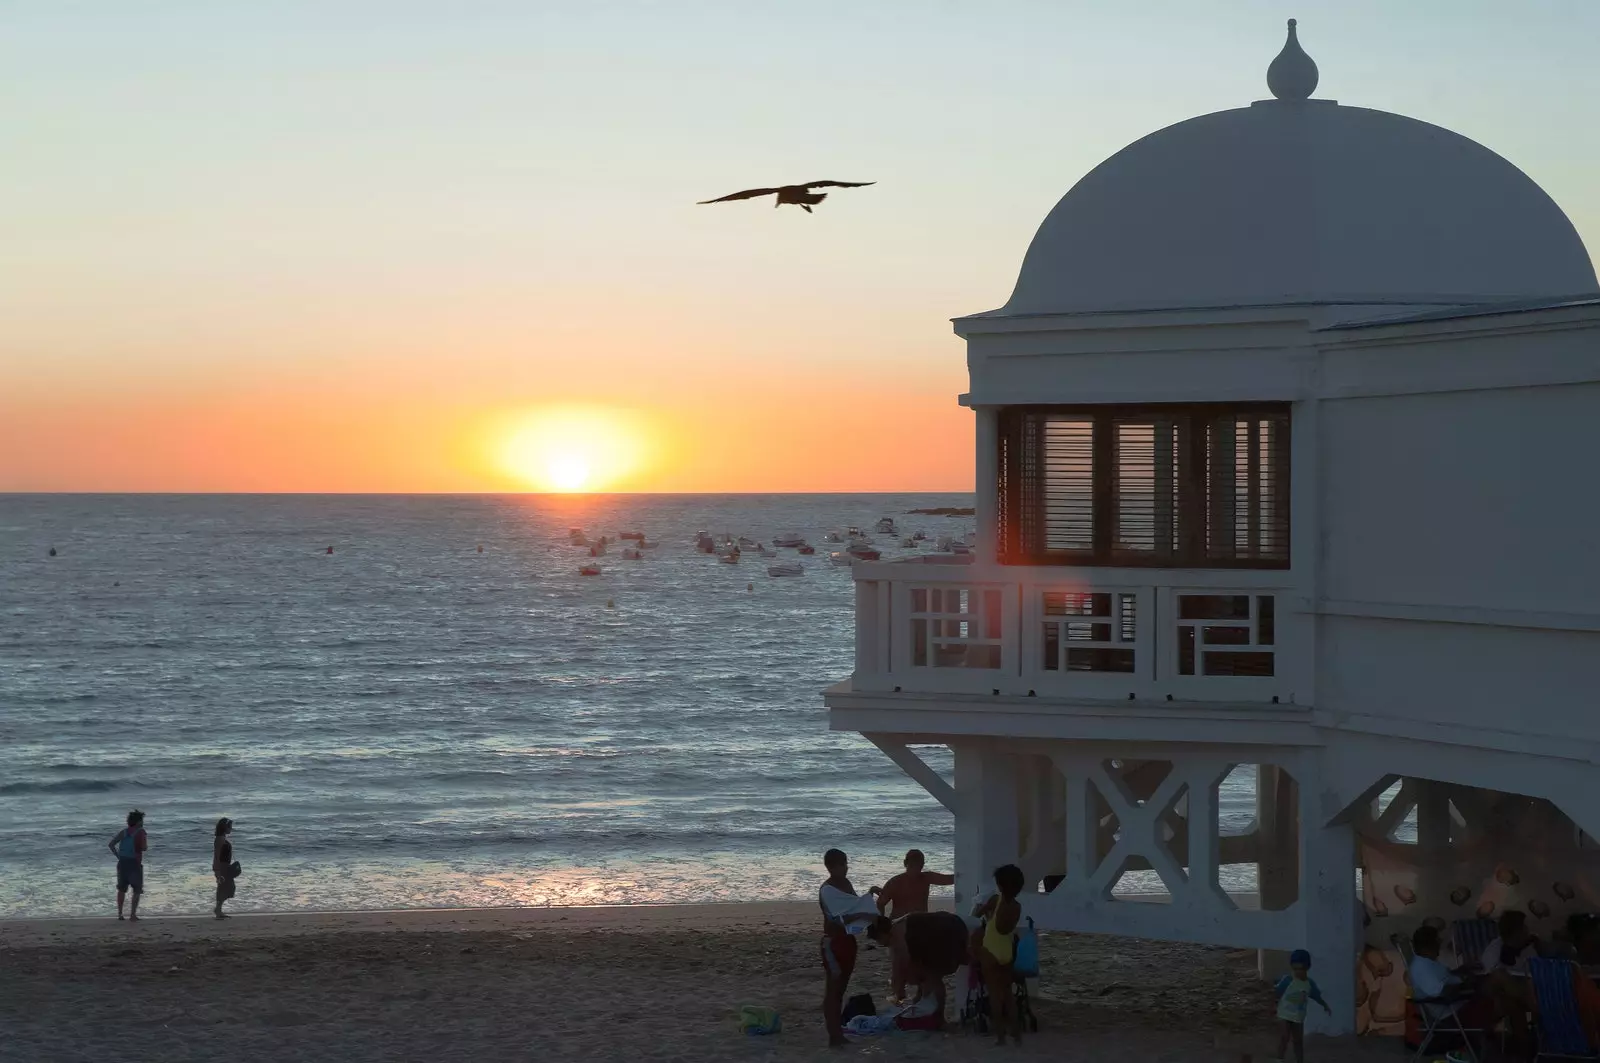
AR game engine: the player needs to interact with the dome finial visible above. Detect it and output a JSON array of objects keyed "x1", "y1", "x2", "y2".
[{"x1": 1267, "y1": 17, "x2": 1319, "y2": 100}]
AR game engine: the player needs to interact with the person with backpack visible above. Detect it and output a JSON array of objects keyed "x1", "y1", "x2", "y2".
[{"x1": 107, "y1": 810, "x2": 148, "y2": 920}]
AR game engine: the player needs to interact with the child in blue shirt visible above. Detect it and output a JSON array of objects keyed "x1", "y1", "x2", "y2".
[{"x1": 1273, "y1": 949, "x2": 1330, "y2": 1062}]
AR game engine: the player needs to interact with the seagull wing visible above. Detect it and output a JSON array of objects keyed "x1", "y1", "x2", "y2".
[
  {"x1": 799, "y1": 181, "x2": 876, "y2": 190},
  {"x1": 697, "y1": 187, "x2": 782, "y2": 204}
]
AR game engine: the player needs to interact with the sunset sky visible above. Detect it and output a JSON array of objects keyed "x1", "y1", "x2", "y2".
[{"x1": 3, "y1": 1, "x2": 1597, "y2": 493}]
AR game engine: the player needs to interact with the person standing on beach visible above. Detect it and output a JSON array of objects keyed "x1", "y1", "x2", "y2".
[
  {"x1": 875, "y1": 849, "x2": 955, "y2": 1002},
  {"x1": 212, "y1": 817, "x2": 236, "y2": 919},
  {"x1": 107, "y1": 809, "x2": 147, "y2": 921},
  {"x1": 818, "y1": 848, "x2": 880, "y2": 1047},
  {"x1": 974, "y1": 863, "x2": 1024, "y2": 1046}
]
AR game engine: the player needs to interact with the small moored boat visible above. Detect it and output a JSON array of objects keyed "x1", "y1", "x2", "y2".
[
  {"x1": 767, "y1": 561, "x2": 804, "y2": 577},
  {"x1": 875, "y1": 517, "x2": 897, "y2": 535},
  {"x1": 622, "y1": 548, "x2": 644, "y2": 560},
  {"x1": 580, "y1": 564, "x2": 602, "y2": 576},
  {"x1": 797, "y1": 544, "x2": 816, "y2": 555},
  {"x1": 772, "y1": 532, "x2": 806, "y2": 548}
]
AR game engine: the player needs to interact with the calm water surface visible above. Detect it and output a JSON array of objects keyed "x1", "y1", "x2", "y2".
[{"x1": 0, "y1": 494, "x2": 1255, "y2": 917}]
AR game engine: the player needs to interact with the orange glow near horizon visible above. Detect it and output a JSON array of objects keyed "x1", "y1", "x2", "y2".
[{"x1": 493, "y1": 406, "x2": 651, "y2": 493}]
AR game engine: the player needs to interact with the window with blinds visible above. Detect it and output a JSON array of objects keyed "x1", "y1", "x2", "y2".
[{"x1": 997, "y1": 404, "x2": 1290, "y2": 568}]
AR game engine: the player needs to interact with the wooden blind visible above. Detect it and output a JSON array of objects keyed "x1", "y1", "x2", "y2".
[{"x1": 997, "y1": 405, "x2": 1290, "y2": 569}]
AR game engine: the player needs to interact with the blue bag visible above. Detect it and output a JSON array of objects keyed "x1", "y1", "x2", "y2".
[{"x1": 1013, "y1": 917, "x2": 1039, "y2": 978}]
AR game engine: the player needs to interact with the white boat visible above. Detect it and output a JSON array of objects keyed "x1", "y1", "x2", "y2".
[
  {"x1": 846, "y1": 526, "x2": 865, "y2": 539},
  {"x1": 936, "y1": 535, "x2": 955, "y2": 552},
  {"x1": 772, "y1": 532, "x2": 807, "y2": 548},
  {"x1": 719, "y1": 550, "x2": 740, "y2": 564},
  {"x1": 875, "y1": 517, "x2": 897, "y2": 535},
  {"x1": 737, "y1": 536, "x2": 758, "y2": 549},
  {"x1": 622, "y1": 548, "x2": 644, "y2": 560},
  {"x1": 639, "y1": 539, "x2": 659, "y2": 549},
  {"x1": 569, "y1": 528, "x2": 589, "y2": 546},
  {"x1": 696, "y1": 533, "x2": 716, "y2": 553},
  {"x1": 900, "y1": 537, "x2": 916, "y2": 548},
  {"x1": 848, "y1": 535, "x2": 875, "y2": 547},
  {"x1": 829, "y1": 551, "x2": 852, "y2": 566},
  {"x1": 823, "y1": 531, "x2": 844, "y2": 544},
  {"x1": 767, "y1": 562, "x2": 804, "y2": 577}
]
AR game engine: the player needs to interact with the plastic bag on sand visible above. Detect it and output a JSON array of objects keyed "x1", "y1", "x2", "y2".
[{"x1": 738, "y1": 1006, "x2": 781, "y2": 1035}]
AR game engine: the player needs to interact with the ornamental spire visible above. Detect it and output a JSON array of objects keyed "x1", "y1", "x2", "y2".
[{"x1": 1267, "y1": 18, "x2": 1319, "y2": 100}]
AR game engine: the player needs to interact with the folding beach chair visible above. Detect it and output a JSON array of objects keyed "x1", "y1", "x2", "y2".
[
  {"x1": 1454, "y1": 918, "x2": 1497, "y2": 969},
  {"x1": 1529, "y1": 957, "x2": 1599, "y2": 1061},
  {"x1": 1394, "y1": 933, "x2": 1487, "y2": 1063}
]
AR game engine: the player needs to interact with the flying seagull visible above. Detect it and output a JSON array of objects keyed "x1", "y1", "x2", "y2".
[{"x1": 697, "y1": 180, "x2": 875, "y2": 213}]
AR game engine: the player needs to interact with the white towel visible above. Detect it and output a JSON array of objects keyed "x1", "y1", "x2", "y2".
[{"x1": 820, "y1": 885, "x2": 880, "y2": 933}]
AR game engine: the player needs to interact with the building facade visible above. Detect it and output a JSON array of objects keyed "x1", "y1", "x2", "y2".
[{"x1": 824, "y1": 21, "x2": 1600, "y2": 1033}]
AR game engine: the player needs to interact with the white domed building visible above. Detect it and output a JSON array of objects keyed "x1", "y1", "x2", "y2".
[{"x1": 826, "y1": 21, "x2": 1600, "y2": 1035}]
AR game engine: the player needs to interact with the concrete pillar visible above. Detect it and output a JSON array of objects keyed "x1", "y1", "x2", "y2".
[
  {"x1": 953, "y1": 742, "x2": 1019, "y2": 911},
  {"x1": 1257, "y1": 764, "x2": 1299, "y2": 981},
  {"x1": 1300, "y1": 772, "x2": 1360, "y2": 1037},
  {"x1": 974, "y1": 407, "x2": 999, "y2": 564}
]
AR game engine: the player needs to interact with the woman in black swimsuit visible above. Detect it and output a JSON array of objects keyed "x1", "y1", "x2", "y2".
[{"x1": 212, "y1": 817, "x2": 235, "y2": 919}]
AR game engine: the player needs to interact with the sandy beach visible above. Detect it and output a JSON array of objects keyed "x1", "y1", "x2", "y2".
[{"x1": 1, "y1": 902, "x2": 1395, "y2": 1062}]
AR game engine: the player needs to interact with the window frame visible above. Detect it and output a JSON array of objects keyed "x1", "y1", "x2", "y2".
[{"x1": 997, "y1": 402, "x2": 1291, "y2": 570}]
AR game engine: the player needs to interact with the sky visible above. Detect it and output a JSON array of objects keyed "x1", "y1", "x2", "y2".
[{"x1": 3, "y1": 0, "x2": 1597, "y2": 493}]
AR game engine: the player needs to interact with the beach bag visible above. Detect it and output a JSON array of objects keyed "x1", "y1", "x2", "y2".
[
  {"x1": 228, "y1": 860, "x2": 242, "y2": 879},
  {"x1": 116, "y1": 829, "x2": 139, "y2": 859},
  {"x1": 842, "y1": 994, "x2": 876, "y2": 1022},
  {"x1": 737, "y1": 1005, "x2": 781, "y2": 1035},
  {"x1": 220, "y1": 877, "x2": 237, "y2": 900},
  {"x1": 1013, "y1": 917, "x2": 1039, "y2": 978}
]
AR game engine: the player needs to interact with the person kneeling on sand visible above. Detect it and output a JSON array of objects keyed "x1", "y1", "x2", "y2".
[
  {"x1": 875, "y1": 849, "x2": 955, "y2": 1002},
  {"x1": 866, "y1": 910, "x2": 970, "y2": 1027}
]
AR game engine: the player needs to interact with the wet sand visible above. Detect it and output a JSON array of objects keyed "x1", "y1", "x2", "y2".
[{"x1": 2, "y1": 902, "x2": 1392, "y2": 1061}]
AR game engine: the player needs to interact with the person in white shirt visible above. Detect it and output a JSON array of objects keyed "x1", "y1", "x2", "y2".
[
  {"x1": 1409, "y1": 925, "x2": 1492, "y2": 1030},
  {"x1": 1480, "y1": 909, "x2": 1539, "y2": 976},
  {"x1": 1479, "y1": 911, "x2": 1538, "y2": 1049}
]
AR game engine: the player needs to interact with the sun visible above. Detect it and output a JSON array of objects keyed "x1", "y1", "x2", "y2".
[
  {"x1": 493, "y1": 406, "x2": 648, "y2": 492},
  {"x1": 545, "y1": 452, "x2": 592, "y2": 492}
]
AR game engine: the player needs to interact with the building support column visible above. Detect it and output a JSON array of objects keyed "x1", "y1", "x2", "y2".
[
  {"x1": 953, "y1": 742, "x2": 1018, "y2": 911},
  {"x1": 974, "y1": 406, "x2": 999, "y2": 564},
  {"x1": 1300, "y1": 768, "x2": 1360, "y2": 1036},
  {"x1": 1257, "y1": 764, "x2": 1299, "y2": 981}
]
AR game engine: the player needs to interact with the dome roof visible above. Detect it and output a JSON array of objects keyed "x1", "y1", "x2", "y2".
[{"x1": 1001, "y1": 36, "x2": 1597, "y2": 317}]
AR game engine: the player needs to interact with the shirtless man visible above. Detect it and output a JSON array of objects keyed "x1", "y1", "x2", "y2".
[{"x1": 875, "y1": 849, "x2": 955, "y2": 1002}]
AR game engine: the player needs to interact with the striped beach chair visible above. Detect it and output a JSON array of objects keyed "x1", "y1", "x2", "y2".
[
  {"x1": 1453, "y1": 918, "x2": 1497, "y2": 969},
  {"x1": 1529, "y1": 957, "x2": 1597, "y2": 1061}
]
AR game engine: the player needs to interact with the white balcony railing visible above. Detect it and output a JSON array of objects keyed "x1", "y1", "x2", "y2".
[{"x1": 850, "y1": 557, "x2": 1305, "y2": 704}]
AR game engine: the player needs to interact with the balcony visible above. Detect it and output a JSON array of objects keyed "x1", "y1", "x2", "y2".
[{"x1": 849, "y1": 556, "x2": 1306, "y2": 705}]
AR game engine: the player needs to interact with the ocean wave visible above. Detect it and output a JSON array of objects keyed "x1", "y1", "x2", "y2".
[{"x1": 0, "y1": 778, "x2": 133, "y2": 795}]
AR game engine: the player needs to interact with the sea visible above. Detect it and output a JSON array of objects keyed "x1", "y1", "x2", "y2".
[{"x1": 0, "y1": 494, "x2": 1258, "y2": 919}]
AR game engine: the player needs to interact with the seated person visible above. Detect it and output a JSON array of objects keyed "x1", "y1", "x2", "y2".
[
  {"x1": 1481, "y1": 909, "x2": 1540, "y2": 975},
  {"x1": 866, "y1": 910, "x2": 971, "y2": 1026},
  {"x1": 1478, "y1": 910, "x2": 1538, "y2": 1048},
  {"x1": 1410, "y1": 924, "x2": 1495, "y2": 1033}
]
